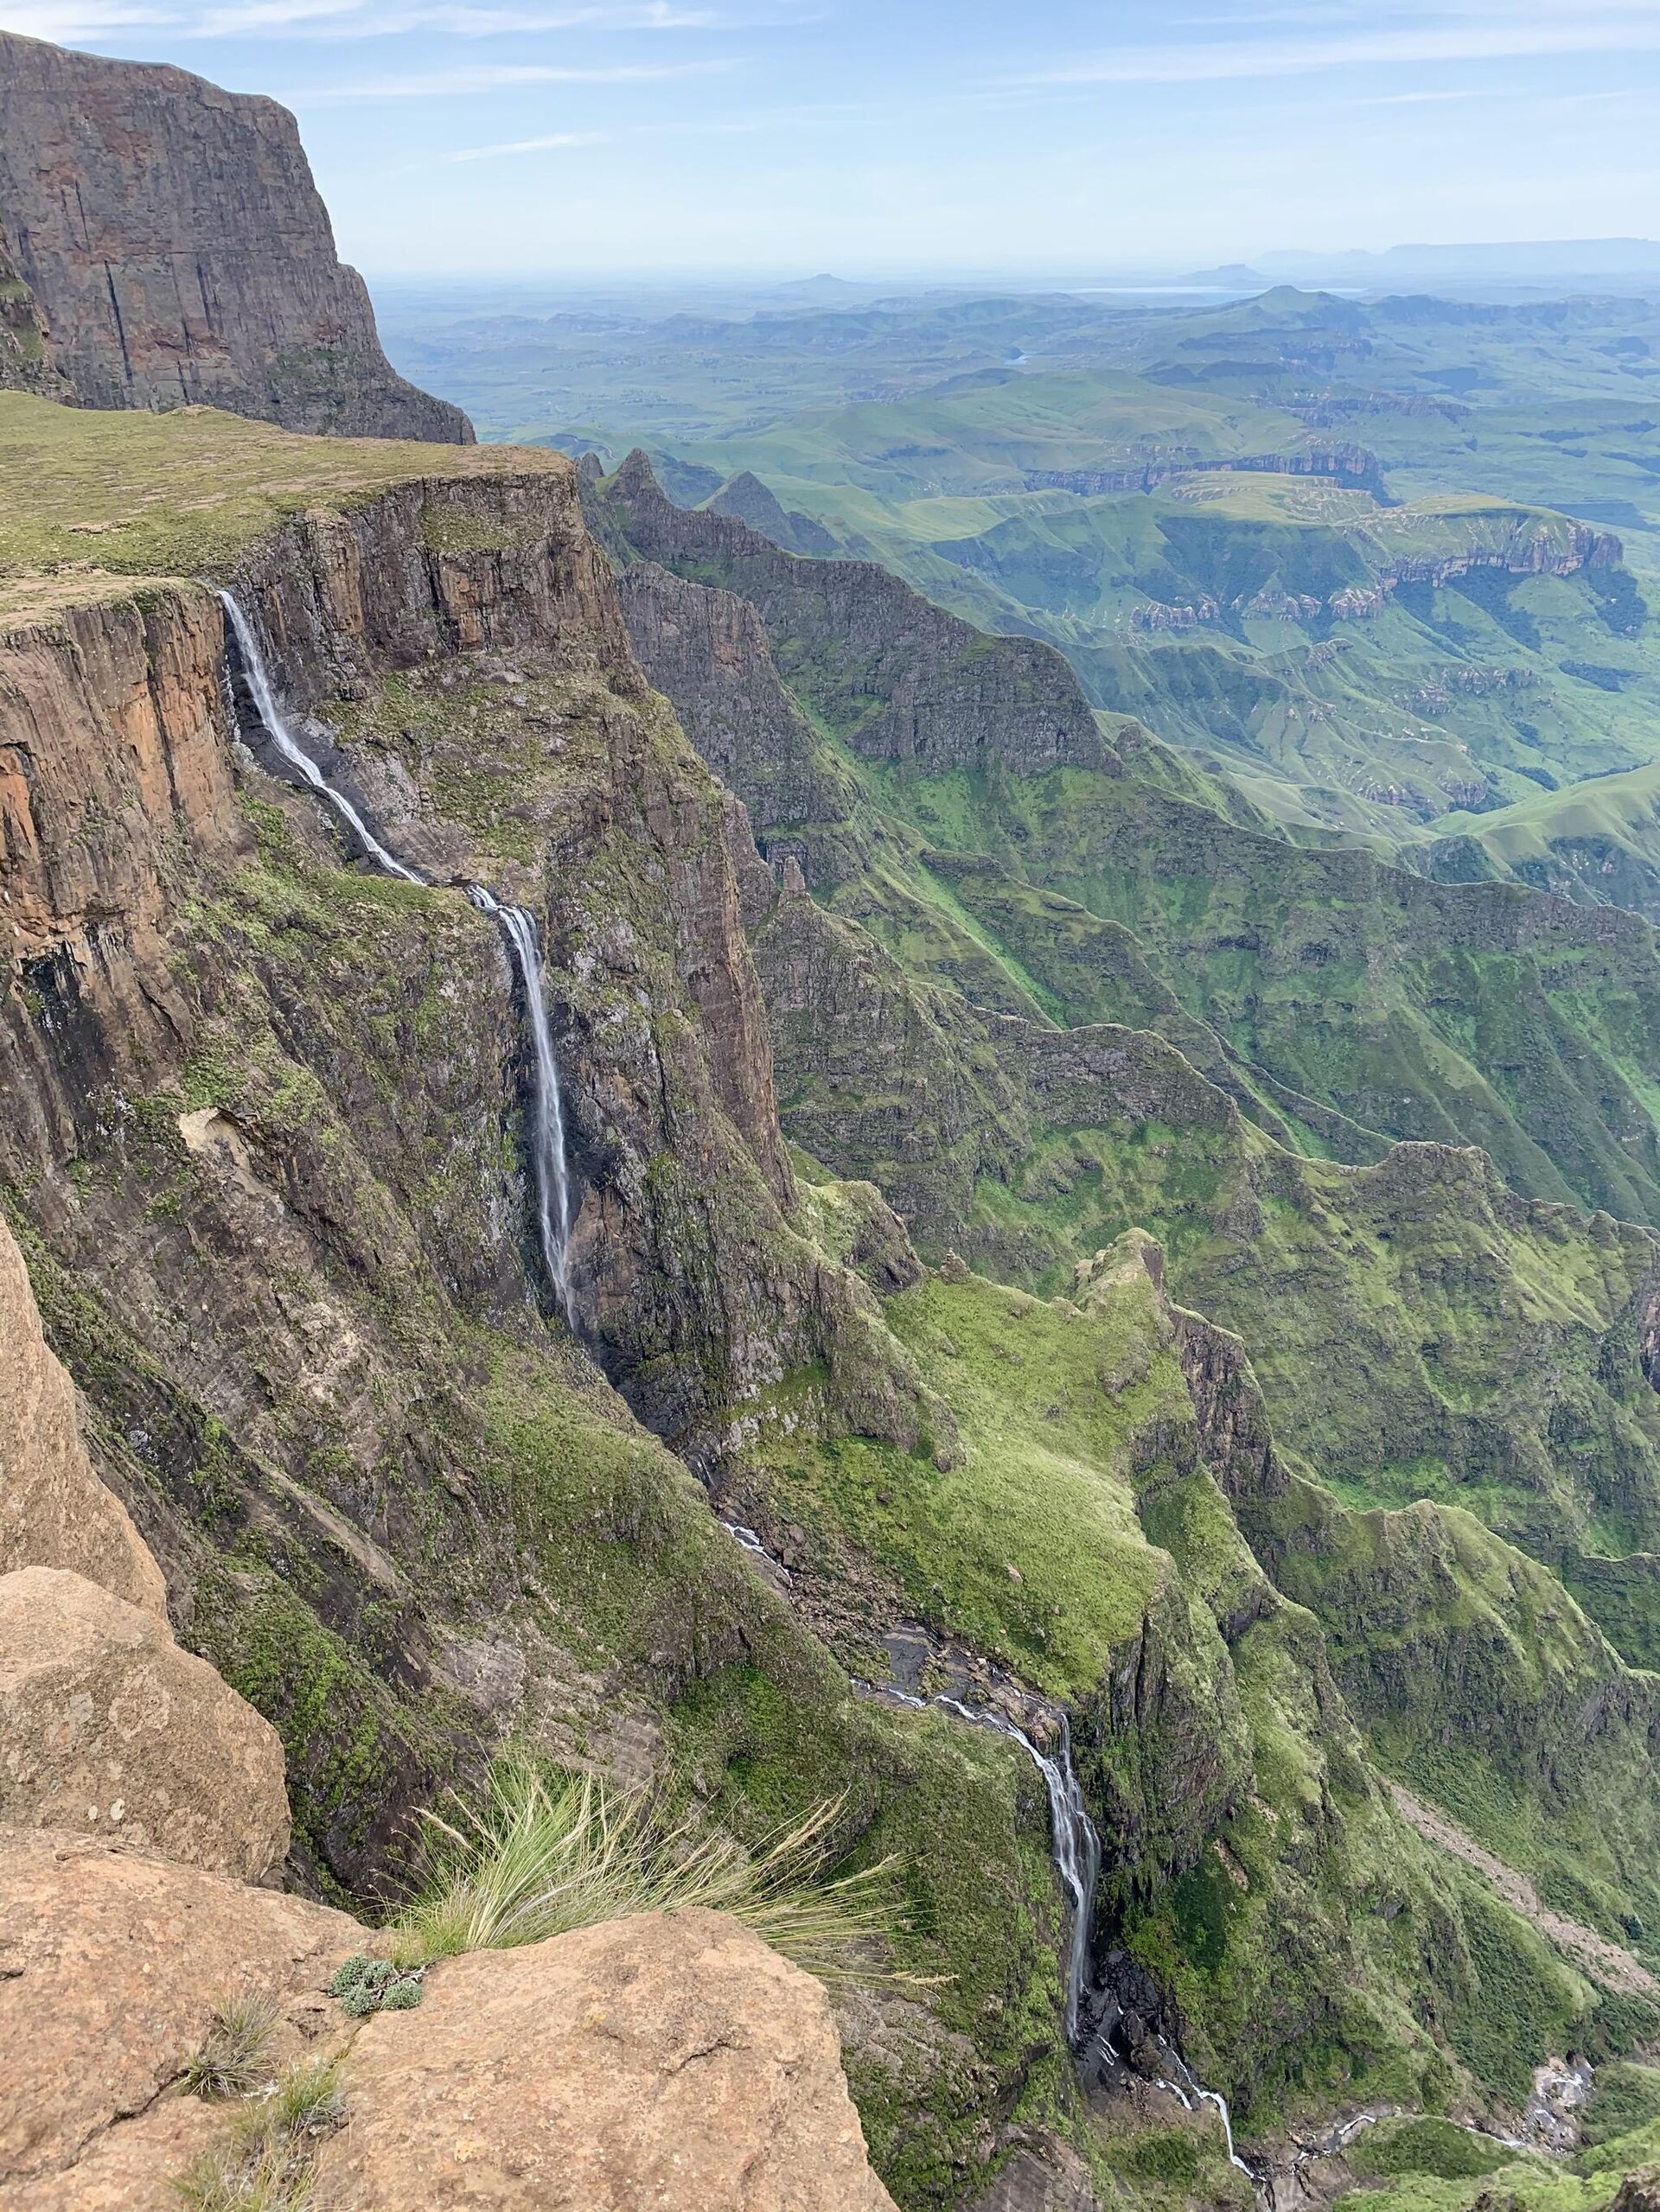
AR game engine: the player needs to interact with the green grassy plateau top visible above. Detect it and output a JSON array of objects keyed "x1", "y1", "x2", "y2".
[{"x1": 0, "y1": 392, "x2": 563, "y2": 611}]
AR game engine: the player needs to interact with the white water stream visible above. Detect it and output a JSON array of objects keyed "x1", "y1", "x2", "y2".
[
  {"x1": 933, "y1": 1696, "x2": 1101, "y2": 2049},
  {"x1": 217, "y1": 591, "x2": 422, "y2": 886},
  {"x1": 217, "y1": 591, "x2": 575, "y2": 1316},
  {"x1": 465, "y1": 885, "x2": 573, "y2": 1316},
  {"x1": 1147, "y1": 2039, "x2": 1255, "y2": 2176},
  {"x1": 837, "y1": 1637, "x2": 1251, "y2": 2166}
]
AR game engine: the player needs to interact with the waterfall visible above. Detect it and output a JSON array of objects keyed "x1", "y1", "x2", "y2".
[
  {"x1": 934, "y1": 1697, "x2": 1101, "y2": 2046},
  {"x1": 217, "y1": 591, "x2": 423, "y2": 886},
  {"x1": 215, "y1": 589, "x2": 575, "y2": 1317},
  {"x1": 469, "y1": 887, "x2": 574, "y2": 1316},
  {"x1": 841, "y1": 1649, "x2": 1253, "y2": 2166},
  {"x1": 1147, "y1": 2040, "x2": 1254, "y2": 2177}
]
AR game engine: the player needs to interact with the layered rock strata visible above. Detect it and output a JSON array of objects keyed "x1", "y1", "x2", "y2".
[{"x1": 0, "y1": 31, "x2": 469, "y2": 441}]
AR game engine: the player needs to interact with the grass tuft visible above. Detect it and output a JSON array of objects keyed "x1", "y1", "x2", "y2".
[
  {"x1": 175, "y1": 2059, "x2": 345, "y2": 2212},
  {"x1": 182, "y1": 1995, "x2": 280, "y2": 2101},
  {"x1": 396, "y1": 1753, "x2": 901, "y2": 1987}
]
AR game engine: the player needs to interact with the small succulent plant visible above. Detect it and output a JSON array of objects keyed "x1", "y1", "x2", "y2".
[{"x1": 327, "y1": 1954, "x2": 425, "y2": 2017}]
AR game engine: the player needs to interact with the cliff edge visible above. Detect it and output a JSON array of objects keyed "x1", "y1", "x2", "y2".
[{"x1": 0, "y1": 31, "x2": 471, "y2": 443}]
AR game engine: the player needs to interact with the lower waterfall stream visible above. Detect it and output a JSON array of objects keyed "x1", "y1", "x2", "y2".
[
  {"x1": 217, "y1": 591, "x2": 576, "y2": 1317},
  {"x1": 865, "y1": 1668, "x2": 1254, "y2": 2171}
]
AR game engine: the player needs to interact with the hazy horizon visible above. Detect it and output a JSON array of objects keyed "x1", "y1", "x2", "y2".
[{"x1": 4, "y1": 2, "x2": 1660, "y2": 279}]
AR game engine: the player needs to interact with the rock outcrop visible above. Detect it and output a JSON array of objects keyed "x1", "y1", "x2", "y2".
[
  {"x1": 2, "y1": 1841, "x2": 897, "y2": 2212},
  {"x1": 315, "y1": 1909, "x2": 898, "y2": 2210},
  {"x1": 706, "y1": 469, "x2": 840, "y2": 557},
  {"x1": 0, "y1": 1565, "x2": 290, "y2": 1879},
  {"x1": 0, "y1": 1826, "x2": 361, "y2": 2193},
  {"x1": 593, "y1": 451, "x2": 1113, "y2": 772},
  {"x1": 0, "y1": 31, "x2": 470, "y2": 442},
  {"x1": 0, "y1": 223, "x2": 67, "y2": 400},
  {"x1": 0, "y1": 1213, "x2": 165, "y2": 1613}
]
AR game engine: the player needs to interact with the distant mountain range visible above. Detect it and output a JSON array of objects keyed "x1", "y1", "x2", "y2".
[{"x1": 1184, "y1": 239, "x2": 1660, "y2": 290}]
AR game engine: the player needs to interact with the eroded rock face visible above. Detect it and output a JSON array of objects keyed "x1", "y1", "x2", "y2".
[
  {"x1": 593, "y1": 451, "x2": 1112, "y2": 773},
  {"x1": 0, "y1": 30, "x2": 470, "y2": 441},
  {"x1": 0, "y1": 1827, "x2": 359, "y2": 2190},
  {"x1": 315, "y1": 1908, "x2": 898, "y2": 2211},
  {"x1": 966, "y1": 2138, "x2": 1102, "y2": 2212},
  {"x1": 0, "y1": 1565, "x2": 290, "y2": 1879},
  {"x1": 0, "y1": 583, "x2": 247, "y2": 1182},
  {"x1": 0, "y1": 1214, "x2": 165, "y2": 1613},
  {"x1": 0, "y1": 222, "x2": 67, "y2": 400}
]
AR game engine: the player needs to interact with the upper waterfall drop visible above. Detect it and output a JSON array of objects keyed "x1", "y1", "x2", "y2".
[
  {"x1": 216, "y1": 590, "x2": 423, "y2": 886},
  {"x1": 214, "y1": 589, "x2": 576, "y2": 1321}
]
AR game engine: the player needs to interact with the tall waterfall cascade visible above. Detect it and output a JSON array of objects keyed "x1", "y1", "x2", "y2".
[
  {"x1": 465, "y1": 884, "x2": 574, "y2": 1315},
  {"x1": 216, "y1": 590, "x2": 575, "y2": 1316}
]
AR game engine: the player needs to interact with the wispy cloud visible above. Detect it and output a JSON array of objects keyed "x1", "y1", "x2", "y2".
[
  {"x1": 0, "y1": 0, "x2": 759, "y2": 35},
  {"x1": 1026, "y1": 10, "x2": 1660, "y2": 86},
  {"x1": 289, "y1": 54, "x2": 731, "y2": 93},
  {"x1": 0, "y1": 1, "x2": 175, "y2": 32},
  {"x1": 446, "y1": 125, "x2": 607, "y2": 156}
]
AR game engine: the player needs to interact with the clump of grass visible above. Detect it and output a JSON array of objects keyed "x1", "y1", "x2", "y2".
[
  {"x1": 175, "y1": 2058, "x2": 345, "y2": 2212},
  {"x1": 327, "y1": 1954, "x2": 425, "y2": 2017},
  {"x1": 182, "y1": 1994, "x2": 280, "y2": 2100},
  {"x1": 396, "y1": 1755, "x2": 900, "y2": 1987}
]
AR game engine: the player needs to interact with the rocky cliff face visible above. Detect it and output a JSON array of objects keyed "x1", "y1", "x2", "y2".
[
  {"x1": 0, "y1": 222, "x2": 67, "y2": 400},
  {"x1": 0, "y1": 32, "x2": 470, "y2": 442},
  {"x1": 596, "y1": 449, "x2": 1113, "y2": 772},
  {"x1": 0, "y1": 405, "x2": 1087, "y2": 2205}
]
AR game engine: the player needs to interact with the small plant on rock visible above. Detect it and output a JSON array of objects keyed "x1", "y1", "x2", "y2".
[
  {"x1": 175, "y1": 2056, "x2": 346, "y2": 2211},
  {"x1": 182, "y1": 1993, "x2": 280, "y2": 2100},
  {"x1": 327, "y1": 1954, "x2": 425, "y2": 2017}
]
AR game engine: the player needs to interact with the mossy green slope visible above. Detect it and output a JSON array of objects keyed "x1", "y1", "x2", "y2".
[
  {"x1": 587, "y1": 454, "x2": 1660, "y2": 1239},
  {"x1": 737, "y1": 1247, "x2": 1638, "y2": 2125}
]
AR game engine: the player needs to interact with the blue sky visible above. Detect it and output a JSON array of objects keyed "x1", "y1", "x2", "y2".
[{"x1": 5, "y1": 1, "x2": 1660, "y2": 277}]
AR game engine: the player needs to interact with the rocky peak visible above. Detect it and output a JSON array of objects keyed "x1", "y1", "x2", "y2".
[{"x1": 0, "y1": 31, "x2": 470, "y2": 443}]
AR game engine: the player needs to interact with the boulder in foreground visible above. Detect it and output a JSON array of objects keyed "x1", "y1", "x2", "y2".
[
  {"x1": 0, "y1": 1214, "x2": 167, "y2": 1616},
  {"x1": 0, "y1": 1565, "x2": 289, "y2": 1879},
  {"x1": 0, "y1": 1828, "x2": 359, "y2": 2190},
  {"x1": 316, "y1": 1906, "x2": 899, "y2": 2210}
]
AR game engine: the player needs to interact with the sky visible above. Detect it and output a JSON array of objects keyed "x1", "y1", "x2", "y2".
[{"x1": 3, "y1": 0, "x2": 1660, "y2": 278}]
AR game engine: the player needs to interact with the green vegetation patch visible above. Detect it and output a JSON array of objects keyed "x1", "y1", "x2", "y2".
[{"x1": 0, "y1": 390, "x2": 565, "y2": 599}]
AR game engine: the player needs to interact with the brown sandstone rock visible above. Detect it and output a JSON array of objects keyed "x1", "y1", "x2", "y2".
[
  {"x1": 0, "y1": 1827, "x2": 360, "y2": 2188},
  {"x1": 0, "y1": 29, "x2": 469, "y2": 441},
  {"x1": 315, "y1": 1907, "x2": 899, "y2": 2210},
  {"x1": 0, "y1": 1565, "x2": 289, "y2": 1880},
  {"x1": 6, "y1": 2100, "x2": 225, "y2": 2212},
  {"x1": 0, "y1": 1214, "x2": 166, "y2": 1614}
]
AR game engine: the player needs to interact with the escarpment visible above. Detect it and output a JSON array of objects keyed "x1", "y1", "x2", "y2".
[
  {"x1": 15, "y1": 386, "x2": 1660, "y2": 2207},
  {"x1": 586, "y1": 453, "x2": 1660, "y2": 1233},
  {"x1": 0, "y1": 31, "x2": 470, "y2": 443},
  {"x1": 596, "y1": 449, "x2": 1114, "y2": 772}
]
